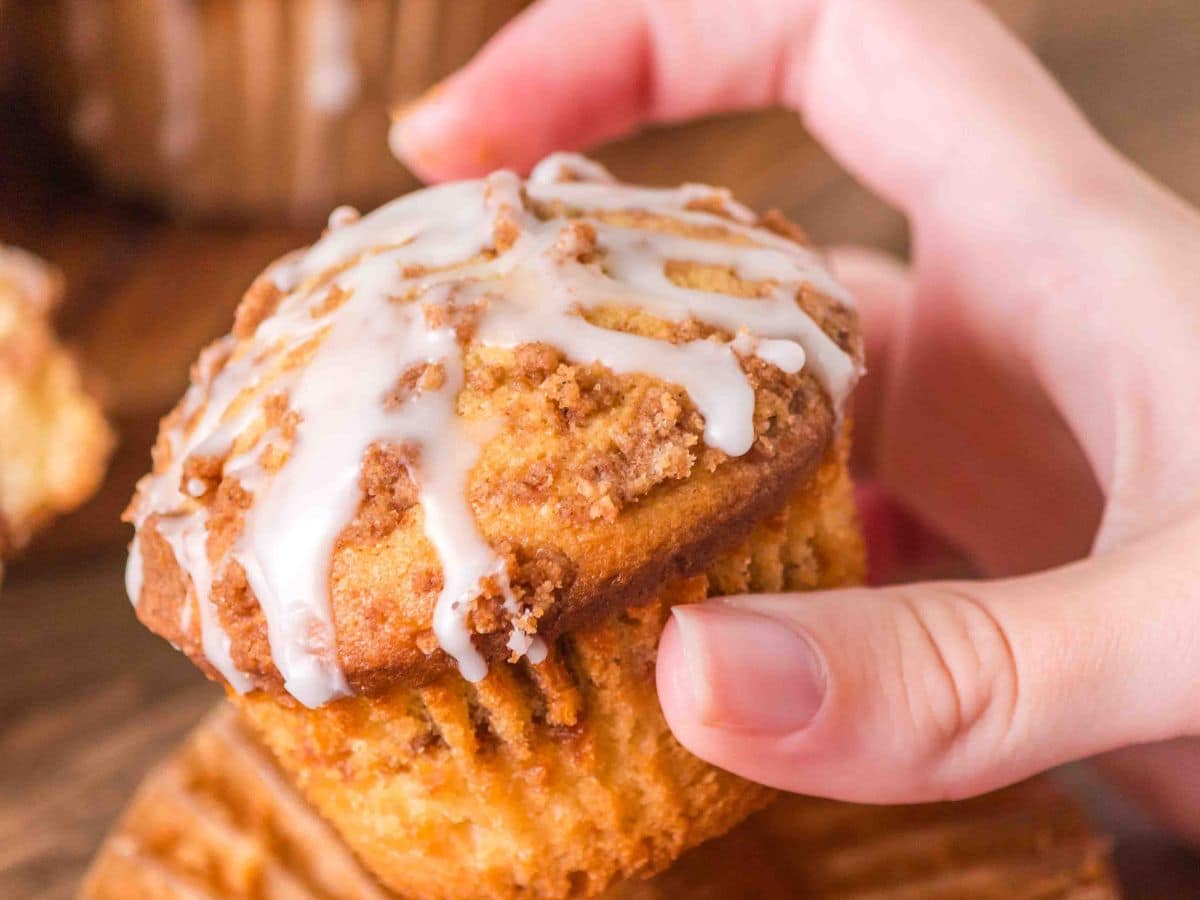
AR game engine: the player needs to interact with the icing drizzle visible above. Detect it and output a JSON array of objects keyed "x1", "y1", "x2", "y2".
[{"x1": 127, "y1": 154, "x2": 858, "y2": 707}]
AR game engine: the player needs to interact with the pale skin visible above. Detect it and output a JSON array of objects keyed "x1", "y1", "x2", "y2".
[{"x1": 391, "y1": 0, "x2": 1200, "y2": 843}]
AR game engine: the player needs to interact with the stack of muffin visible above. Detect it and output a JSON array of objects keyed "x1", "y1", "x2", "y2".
[
  {"x1": 112, "y1": 151, "x2": 865, "y2": 897},
  {"x1": 94, "y1": 147, "x2": 1117, "y2": 897},
  {"x1": 2, "y1": 4, "x2": 1115, "y2": 896}
]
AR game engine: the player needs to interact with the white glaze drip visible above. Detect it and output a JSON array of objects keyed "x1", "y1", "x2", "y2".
[
  {"x1": 529, "y1": 152, "x2": 618, "y2": 185},
  {"x1": 733, "y1": 334, "x2": 807, "y2": 374},
  {"x1": 127, "y1": 338, "x2": 262, "y2": 692},
  {"x1": 125, "y1": 536, "x2": 144, "y2": 607},
  {"x1": 157, "y1": 514, "x2": 253, "y2": 693},
  {"x1": 328, "y1": 205, "x2": 361, "y2": 230},
  {"x1": 270, "y1": 180, "x2": 495, "y2": 292},
  {"x1": 130, "y1": 154, "x2": 858, "y2": 706}
]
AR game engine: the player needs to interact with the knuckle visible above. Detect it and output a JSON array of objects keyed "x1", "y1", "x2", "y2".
[{"x1": 891, "y1": 586, "x2": 1021, "y2": 780}]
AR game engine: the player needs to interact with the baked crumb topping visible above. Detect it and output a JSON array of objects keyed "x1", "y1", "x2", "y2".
[{"x1": 125, "y1": 154, "x2": 860, "y2": 704}]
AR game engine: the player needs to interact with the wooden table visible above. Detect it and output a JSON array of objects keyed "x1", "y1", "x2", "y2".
[{"x1": 2, "y1": 1, "x2": 1199, "y2": 896}]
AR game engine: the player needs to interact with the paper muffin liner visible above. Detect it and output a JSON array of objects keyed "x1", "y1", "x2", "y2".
[
  {"x1": 234, "y1": 580, "x2": 772, "y2": 900},
  {"x1": 22, "y1": 0, "x2": 529, "y2": 222},
  {"x1": 230, "y1": 441, "x2": 863, "y2": 899}
]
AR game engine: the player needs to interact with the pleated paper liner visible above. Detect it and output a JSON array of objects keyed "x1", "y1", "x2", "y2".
[{"x1": 83, "y1": 705, "x2": 1117, "y2": 899}]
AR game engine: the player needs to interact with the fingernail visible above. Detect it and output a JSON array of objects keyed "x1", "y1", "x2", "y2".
[
  {"x1": 670, "y1": 605, "x2": 826, "y2": 735},
  {"x1": 388, "y1": 88, "x2": 454, "y2": 166}
]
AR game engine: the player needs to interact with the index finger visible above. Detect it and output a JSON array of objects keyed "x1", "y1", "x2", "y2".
[{"x1": 390, "y1": 0, "x2": 1111, "y2": 221}]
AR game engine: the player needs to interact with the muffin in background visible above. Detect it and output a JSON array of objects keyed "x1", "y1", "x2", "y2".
[
  {"x1": 16, "y1": 0, "x2": 1040, "y2": 226},
  {"x1": 0, "y1": 245, "x2": 112, "y2": 581},
  {"x1": 19, "y1": 0, "x2": 528, "y2": 222}
]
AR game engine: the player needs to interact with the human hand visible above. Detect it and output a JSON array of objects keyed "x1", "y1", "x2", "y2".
[{"x1": 391, "y1": 0, "x2": 1200, "y2": 842}]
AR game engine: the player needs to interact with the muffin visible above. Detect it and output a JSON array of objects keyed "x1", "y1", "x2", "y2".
[
  {"x1": 123, "y1": 153, "x2": 865, "y2": 897},
  {"x1": 0, "y1": 245, "x2": 112, "y2": 581},
  {"x1": 83, "y1": 705, "x2": 1118, "y2": 899},
  {"x1": 19, "y1": 0, "x2": 528, "y2": 222}
]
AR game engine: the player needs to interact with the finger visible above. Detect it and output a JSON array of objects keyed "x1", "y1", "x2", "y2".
[
  {"x1": 826, "y1": 244, "x2": 1097, "y2": 580},
  {"x1": 657, "y1": 514, "x2": 1200, "y2": 802},
  {"x1": 392, "y1": 0, "x2": 1109, "y2": 210},
  {"x1": 797, "y1": 0, "x2": 1108, "y2": 221},
  {"x1": 804, "y1": 2, "x2": 1200, "y2": 538},
  {"x1": 831, "y1": 249, "x2": 971, "y2": 585},
  {"x1": 390, "y1": 0, "x2": 816, "y2": 181}
]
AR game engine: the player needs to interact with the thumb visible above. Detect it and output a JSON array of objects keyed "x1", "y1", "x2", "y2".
[{"x1": 657, "y1": 513, "x2": 1200, "y2": 802}]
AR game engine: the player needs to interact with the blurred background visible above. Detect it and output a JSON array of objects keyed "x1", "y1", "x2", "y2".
[{"x1": 0, "y1": 1, "x2": 1198, "y2": 896}]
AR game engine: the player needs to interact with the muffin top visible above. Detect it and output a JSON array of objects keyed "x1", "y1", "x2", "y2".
[{"x1": 124, "y1": 154, "x2": 861, "y2": 706}]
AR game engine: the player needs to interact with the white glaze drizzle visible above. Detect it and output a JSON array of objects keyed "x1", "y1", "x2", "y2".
[
  {"x1": 732, "y1": 333, "x2": 807, "y2": 374},
  {"x1": 128, "y1": 155, "x2": 858, "y2": 706},
  {"x1": 157, "y1": 513, "x2": 253, "y2": 693},
  {"x1": 127, "y1": 338, "x2": 262, "y2": 692},
  {"x1": 528, "y1": 153, "x2": 617, "y2": 186},
  {"x1": 327, "y1": 205, "x2": 361, "y2": 230},
  {"x1": 125, "y1": 536, "x2": 144, "y2": 607},
  {"x1": 306, "y1": 0, "x2": 360, "y2": 114}
]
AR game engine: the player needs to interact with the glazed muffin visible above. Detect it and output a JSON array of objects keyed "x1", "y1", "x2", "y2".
[
  {"x1": 20, "y1": 0, "x2": 528, "y2": 222},
  {"x1": 123, "y1": 153, "x2": 865, "y2": 897},
  {"x1": 0, "y1": 245, "x2": 112, "y2": 581}
]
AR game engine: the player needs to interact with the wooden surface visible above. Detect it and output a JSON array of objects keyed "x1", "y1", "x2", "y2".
[{"x1": 2, "y1": 1, "x2": 1200, "y2": 897}]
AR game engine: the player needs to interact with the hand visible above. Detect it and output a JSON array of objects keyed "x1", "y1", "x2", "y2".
[{"x1": 391, "y1": 0, "x2": 1200, "y2": 842}]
